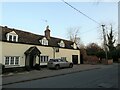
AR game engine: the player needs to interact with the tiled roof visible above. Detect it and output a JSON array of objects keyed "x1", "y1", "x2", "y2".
[{"x1": 0, "y1": 26, "x2": 79, "y2": 50}]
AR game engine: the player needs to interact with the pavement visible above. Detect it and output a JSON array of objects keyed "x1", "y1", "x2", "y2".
[{"x1": 1, "y1": 64, "x2": 115, "y2": 86}]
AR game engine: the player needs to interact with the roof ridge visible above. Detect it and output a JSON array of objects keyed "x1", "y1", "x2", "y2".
[
  {"x1": 1, "y1": 25, "x2": 74, "y2": 43},
  {"x1": 1, "y1": 25, "x2": 78, "y2": 50},
  {"x1": 1, "y1": 25, "x2": 44, "y2": 37}
]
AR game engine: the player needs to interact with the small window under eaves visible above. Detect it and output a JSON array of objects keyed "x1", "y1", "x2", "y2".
[
  {"x1": 6, "y1": 31, "x2": 18, "y2": 42},
  {"x1": 58, "y1": 40, "x2": 65, "y2": 48},
  {"x1": 39, "y1": 37, "x2": 48, "y2": 45},
  {"x1": 71, "y1": 43, "x2": 77, "y2": 49}
]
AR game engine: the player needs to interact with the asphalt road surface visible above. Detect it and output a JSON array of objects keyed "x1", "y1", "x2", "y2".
[{"x1": 3, "y1": 64, "x2": 119, "y2": 88}]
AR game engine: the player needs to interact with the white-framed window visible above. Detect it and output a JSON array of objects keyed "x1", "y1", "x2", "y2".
[
  {"x1": 4, "y1": 56, "x2": 20, "y2": 65},
  {"x1": 15, "y1": 57, "x2": 19, "y2": 65},
  {"x1": 5, "y1": 57, "x2": 9, "y2": 65},
  {"x1": 40, "y1": 56, "x2": 49, "y2": 62},
  {"x1": 13, "y1": 36, "x2": 17, "y2": 41},
  {"x1": 39, "y1": 37, "x2": 48, "y2": 45},
  {"x1": 58, "y1": 40, "x2": 65, "y2": 47},
  {"x1": 6, "y1": 31, "x2": 18, "y2": 42},
  {"x1": 61, "y1": 57, "x2": 67, "y2": 61},
  {"x1": 10, "y1": 57, "x2": 14, "y2": 65},
  {"x1": 9, "y1": 35, "x2": 12, "y2": 41}
]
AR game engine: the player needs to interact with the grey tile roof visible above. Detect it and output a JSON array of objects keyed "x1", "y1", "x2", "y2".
[{"x1": 0, "y1": 26, "x2": 79, "y2": 50}]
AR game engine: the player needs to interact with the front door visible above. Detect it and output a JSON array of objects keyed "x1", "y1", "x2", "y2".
[
  {"x1": 72, "y1": 55, "x2": 78, "y2": 64},
  {"x1": 29, "y1": 55, "x2": 35, "y2": 69}
]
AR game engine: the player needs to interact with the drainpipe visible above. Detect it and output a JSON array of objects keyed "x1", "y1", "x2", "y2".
[
  {"x1": 53, "y1": 47, "x2": 56, "y2": 59},
  {"x1": 38, "y1": 54, "x2": 40, "y2": 65}
]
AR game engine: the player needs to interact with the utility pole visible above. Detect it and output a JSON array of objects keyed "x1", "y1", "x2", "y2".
[{"x1": 101, "y1": 25, "x2": 108, "y2": 61}]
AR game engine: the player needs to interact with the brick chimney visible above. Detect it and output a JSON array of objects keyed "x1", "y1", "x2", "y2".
[{"x1": 45, "y1": 25, "x2": 50, "y2": 39}]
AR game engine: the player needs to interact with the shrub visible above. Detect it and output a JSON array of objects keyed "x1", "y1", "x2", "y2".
[
  {"x1": 25, "y1": 66, "x2": 31, "y2": 71},
  {"x1": 0, "y1": 63, "x2": 5, "y2": 74},
  {"x1": 96, "y1": 51, "x2": 106, "y2": 59},
  {"x1": 34, "y1": 64, "x2": 41, "y2": 70}
]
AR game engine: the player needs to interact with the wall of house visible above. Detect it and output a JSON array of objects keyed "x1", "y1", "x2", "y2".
[
  {"x1": 36, "y1": 45, "x2": 53, "y2": 65},
  {"x1": 2, "y1": 42, "x2": 28, "y2": 68},
  {"x1": 55, "y1": 48, "x2": 80, "y2": 64},
  {"x1": 1, "y1": 41, "x2": 80, "y2": 68},
  {"x1": 1, "y1": 42, "x2": 54, "y2": 68}
]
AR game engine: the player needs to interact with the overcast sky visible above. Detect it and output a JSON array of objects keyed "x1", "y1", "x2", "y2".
[{"x1": 1, "y1": 1, "x2": 118, "y2": 46}]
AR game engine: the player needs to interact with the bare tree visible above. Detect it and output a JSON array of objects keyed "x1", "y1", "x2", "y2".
[
  {"x1": 67, "y1": 27, "x2": 79, "y2": 42},
  {"x1": 67, "y1": 27, "x2": 83, "y2": 48}
]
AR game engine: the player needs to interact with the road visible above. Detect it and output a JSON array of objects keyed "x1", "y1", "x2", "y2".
[{"x1": 3, "y1": 64, "x2": 119, "y2": 88}]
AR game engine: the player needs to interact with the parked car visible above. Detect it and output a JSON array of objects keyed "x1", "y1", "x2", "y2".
[{"x1": 47, "y1": 59, "x2": 73, "y2": 70}]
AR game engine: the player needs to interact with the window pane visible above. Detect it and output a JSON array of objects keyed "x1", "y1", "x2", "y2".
[
  {"x1": 15, "y1": 57, "x2": 19, "y2": 65},
  {"x1": 61, "y1": 57, "x2": 66, "y2": 61},
  {"x1": 47, "y1": 56, "x2": 48, "y2": 62},
  {"x1": 45, "y1": 56, "x2": 47, "y2": 62},
  {"x1": 44, "y1": 56, "x2": 45, "y2": 62},
  {"x1": 40, "y1": 56, "x2": 49, "y2": 62},
  {"x1": 5, "y1": 57, "x2": 9, "y2": 65},
  {"x1": 13, "y1": 36, "x2": 16, "y2": 41},
  {"x1": 45, "y1": 40, "x2": 48, "y2": 45},
  {"x1": 41, "y1": 56, "x2": 44, "y2": 62},
  {"x1": 10, "y1": 57, "x2": 14, "y2": 65},
  {"x1": 9, "y1": 35, "x2": 12, "y2": 41}
]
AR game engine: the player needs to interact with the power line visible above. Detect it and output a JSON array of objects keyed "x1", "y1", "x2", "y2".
[
  {"x1": 62, "y1": 0, "x2": 108, "y2": 60},
  {"x1": 80, "y1": 27, "x2": 99, "y2": 35},
  {"x1": 61, "y1": 0, "x2": 100, "y2": 25}
]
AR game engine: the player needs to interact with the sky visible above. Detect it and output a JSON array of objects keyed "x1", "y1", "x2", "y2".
[{"x1": 0, "y1": 0, "x2": 118, "y2": 46}]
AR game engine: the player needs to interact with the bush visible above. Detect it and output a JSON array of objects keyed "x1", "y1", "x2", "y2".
[
  {"x1": 116, "y1": 49, "x2": 120, "y2": 58},
  {"x1": 107, "y1": 51, "x2": 113, "y2": 59},
  {"x1": 96, "y1": 51, "x2": 106, "y2": 59},
  {"x1": 34, "y1": 64, "x2": 41, "y2": 70},
  {"x1": 25, "y1": 66, "x2": 31, "y2": 71},
  {"x1": 85, "y1": 56, "x2": 99, "y2": 64},
  {"x1": 108, "y1": 49, "x2": 120, "y2": 59},
  {"x1": 2, "y1": 65, "x2": 5, "y2": 73},
  {"x1": 0, "y1": 63, "x2": 5, "y2": 74}
]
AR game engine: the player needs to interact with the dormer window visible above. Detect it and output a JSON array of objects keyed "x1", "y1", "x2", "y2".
[
  {"x1": 71, "y1": 43, "x2": 77, "y2": 49},
  {"x1": 9, "y1": 35, "x2": 12, "y2": 41},
  {"x1": 6, "y1": 31, "x2": 18, "y2": 42},
  {"x1": 39, "y1": 37, "x2": 48, "y2": 45},
  {"x1": 58, "y1": 40, "x2": 65, "y2": 48}
]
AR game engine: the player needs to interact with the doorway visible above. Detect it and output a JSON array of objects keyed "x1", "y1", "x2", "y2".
[
  {"x1": 24, "y1": 46, "x2": 41, "y2": 70},
  {"x1": 72, "y1": 55, "x2": 78, "y2": 64}
]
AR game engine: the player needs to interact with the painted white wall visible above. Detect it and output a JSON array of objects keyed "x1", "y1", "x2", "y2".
[
  {"x1": 1, "y1": 42, "x2": 54, "y2": 67},
  {"x1": 55, "y1": 48, "x2": 80, "y2": 64},
  {"x1": 1, "y1": 41, "x2": 80, "y2": 68}
]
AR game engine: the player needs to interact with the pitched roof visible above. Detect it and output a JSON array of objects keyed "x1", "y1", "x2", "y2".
[
  {"x1": 24, "y1": 46, "x2": 41, "y2": 55},
  {"x1": 0, "y1": 26, "x2": 79, "y2": 50}
]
